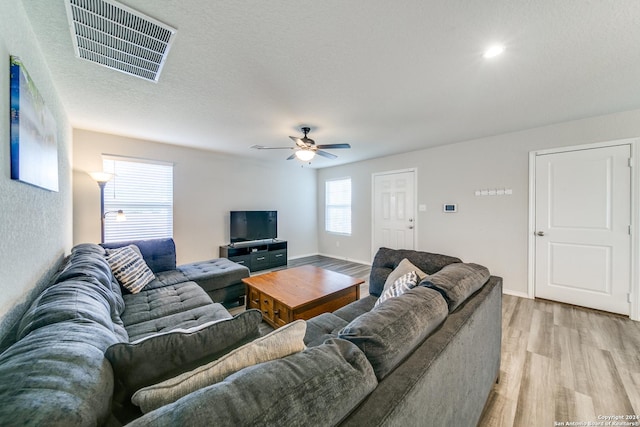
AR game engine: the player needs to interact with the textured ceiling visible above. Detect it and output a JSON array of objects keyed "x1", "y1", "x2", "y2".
[{"x1": 21, "y1": 0, "x2": 640, "y2": 168}]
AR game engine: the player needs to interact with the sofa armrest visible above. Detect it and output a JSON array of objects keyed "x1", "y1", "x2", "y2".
[{"x1": 341, "y1": 276, "x2": 503, "y2": 427}]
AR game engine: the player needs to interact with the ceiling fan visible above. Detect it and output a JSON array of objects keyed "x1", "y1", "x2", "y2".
[{"x1": 250, "y1": 127, "x2": 351, "y2": 161}]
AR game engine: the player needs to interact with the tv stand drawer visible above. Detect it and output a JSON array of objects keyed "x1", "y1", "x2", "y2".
[
  {"x1": 251, "y1": 253, "x2": 270, "y2": 270},
  {"x1": 229, "y1": 254, "x2": 250, "y2": 267},
  {"x1": 270, "y1": 250, "x2": 287, "y2": 267}
]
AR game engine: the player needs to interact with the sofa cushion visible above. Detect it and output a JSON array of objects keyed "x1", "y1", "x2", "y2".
[
  {"x1": 153, "y1": 269, "x2": 190, "y2": 287},
  {"x1": 332, "y1": 295, "x2": 377, "y2": 323},
  {"x1": 376, "y1": 270, "x2": 419, "y2": 306},
  {"x1": 121, "y1": 281, "x2": 219, "y2": 329},
  {"x1": 304, "y1": 312, "x2": 349, "y2": 347},
  {"x1": 132, "y1": 319, "x2": 307, "y2": 413},
  {"x1": 382, "y1": 258, "x2": 428, "y2": 292},
  {"x1": 102, "y1": 238, "x2": 177, "y2": 273},
  {"x1": 421, "y1": 262, "x2": 491, "y2": 312},
  {"x1": 339, "y1": 286, "x2": 448, "y2": 379},
  {"x1": 177, "y1": 258, "x2": 250, "y2": 292},
  {"x1": 53, "y1": 249, "x2": 113, "y2": 290},
  {"x1": 17, "y1": 279, "x2": 120, "y2": 341},
  {"x1": 369, "y1": 247, "x2": 462, "y2": 297},
  {"x1": 0, "y1": 316, "x2": 120, "y2": 426},
  {"x1": 106, "y1": 245, "x2": 156, "y2": 294},
  {"x1": 106, "y1": 310, "x2": 261, "y2": 410},
  {"x1": 127, "y1": 339, "x2": 377, "y2": 427},
  {"x1": 124, "y1": 305, "x2": 233, "y2": 343}
]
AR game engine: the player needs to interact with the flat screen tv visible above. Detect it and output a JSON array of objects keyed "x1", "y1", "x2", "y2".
[{"x1": 230, "y1": 210, "x2": 277, "y2": 243}]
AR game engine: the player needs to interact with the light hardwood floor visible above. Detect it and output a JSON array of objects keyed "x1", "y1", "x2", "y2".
[
  {"x1": 238, "y1": 256, "x2": 640, "y2": 426},
  {"x1": 479, "y1": 295, "x2": 640, "y2": 427}
]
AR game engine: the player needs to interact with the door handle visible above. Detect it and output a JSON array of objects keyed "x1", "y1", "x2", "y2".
[
  {"x1": 536, "y1": 231, "x2": 545, "y2": 236},
  {"x1": 408, "y1": 226, "x2": 414, "y2": 229}
]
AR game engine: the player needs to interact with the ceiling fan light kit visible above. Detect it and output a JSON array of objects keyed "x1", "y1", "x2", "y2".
[
  {"x1": 295, "y1": 149, "x2": 315, "y2": 161},
  {"x1": 251, "y1": 126, "x2": 351, "y2": 162}
]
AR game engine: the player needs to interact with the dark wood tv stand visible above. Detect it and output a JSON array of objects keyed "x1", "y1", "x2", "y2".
[{"x1": 219, "y1": 240, "x2": 287, "y2": 272}]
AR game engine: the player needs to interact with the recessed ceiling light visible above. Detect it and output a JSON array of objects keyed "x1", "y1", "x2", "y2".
[{"x1": 483, "y1": 45, "x2": 505, "y2": 59}]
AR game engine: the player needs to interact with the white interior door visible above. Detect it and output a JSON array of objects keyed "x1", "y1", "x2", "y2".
[
  {"x1": 372, "y1": 170, "x2": 416, "y2": 258},
  {"x1": 534, "y1": 144, "x2": 631, "y2": 315}
]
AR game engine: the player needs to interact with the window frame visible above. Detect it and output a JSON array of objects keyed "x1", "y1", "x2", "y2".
[
  {"x1": 102, "y1": 155, "x2": 174, "y2": 243},
  {"x1": 325, "y1": 177, "x2": 352, "y2": 236}
]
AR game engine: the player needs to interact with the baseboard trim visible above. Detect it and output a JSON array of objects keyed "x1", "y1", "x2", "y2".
[
  {"x1": 316, "y1": 253, "x2": 372, "y2": 266},
  {"x1": 502, "y1": 288, "x2": 532, "y2": 299},
  {"x1": 287, "y1": 253, "x2": 320, "y2": 261},
  {"x1": 287, "y1": 252, "x2": 371, "y2": 266}
]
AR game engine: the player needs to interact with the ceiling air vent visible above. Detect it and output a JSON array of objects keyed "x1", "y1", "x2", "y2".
[{"x1": 64, "y1": 0, "x2": 177, "y2": 82}]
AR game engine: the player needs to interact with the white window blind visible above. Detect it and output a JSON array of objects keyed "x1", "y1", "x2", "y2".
[
  {"x1": 103, "y1": 157, "x2": 173, "y2": 243},
  {"x1": 325, "y1": 178, "x2": 352, "y2": 235}
]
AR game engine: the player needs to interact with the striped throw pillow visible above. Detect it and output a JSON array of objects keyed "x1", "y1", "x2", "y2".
[
  {"x1": 106, "y1": 245, "x2": 155, "y2": 294},
  {"x1": 375, "y1": 270, "x2": 418, "y2": 306}
]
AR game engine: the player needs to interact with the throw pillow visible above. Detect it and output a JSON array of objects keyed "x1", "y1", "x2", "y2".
[
  {"x1": 375, "y1": 270, "x2": 418, "y2": 306},
  {"x1": 132, "y1": 319, "x2": 307, "y2": 413},
  {"x1": 105, "y1": 245, "x2": 155, "y2": 293},
  {"x1": 420, "y1": 262, "x2": 490, "y2": 312},
  {"x1": 105, "y1": 309, "x2": 262, "y2": 405},
  {"x1": 382, "y1": 258, "x2": 428, "y2": 292}
]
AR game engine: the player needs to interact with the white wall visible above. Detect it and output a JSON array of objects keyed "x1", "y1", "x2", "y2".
[
  {"x1": 73, "y1": 129, "x2": 318, "y2": 264},
  {"x1": 0, "y1": 2, "x2": 72, "y2": 325},
  {"x1": 318, "y1": 108, "x2": 640, "y2": 296}
]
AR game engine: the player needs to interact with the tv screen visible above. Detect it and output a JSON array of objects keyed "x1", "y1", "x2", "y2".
[{"x1": 230, "y1": 211, "x2": 277, "y2": 243}]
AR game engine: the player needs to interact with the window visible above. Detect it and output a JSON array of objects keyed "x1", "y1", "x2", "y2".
[
  {"x1": 102, "y1": 156, "x2": 173, "y2": 243},
  {"x1": 325, "y1": 177, "x2": 351, "y2": 235}
]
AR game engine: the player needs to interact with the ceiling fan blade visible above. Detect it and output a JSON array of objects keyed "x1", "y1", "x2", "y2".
[
  {"x1": 289, "y1": 136, "x2": 308, "y2": 148},
  {"x1": 316, "y1": 143, "x2": 351, "y2": 149},
  {"x1": 286, "y1": 153, "x2": 297, "y2": 160},
  {"x1": 250, "y1": 145, "x2": 293, "y2": 150},
  {"x1": 316, "y1": 150, "x2": 338, "y2": 159}
]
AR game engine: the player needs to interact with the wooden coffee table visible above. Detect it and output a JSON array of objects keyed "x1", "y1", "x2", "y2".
[{"x1": 242, "y1": 265, "x2": 364, "y2": 329}]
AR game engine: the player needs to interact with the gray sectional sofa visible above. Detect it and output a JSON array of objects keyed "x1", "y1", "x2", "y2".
[
  {"x1": 0, "y1": 244, "x2": 502, "y2": 426},
  {"x1": 101, "y1": 238, "x2": 250, "y2": 307}
]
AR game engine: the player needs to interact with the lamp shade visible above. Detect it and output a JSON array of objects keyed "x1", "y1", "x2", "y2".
[
  {"x1": 88, "y1": 171, "x2": 113, "y2": 183},
  {"x1": 295, "y1": 149, "x2": 315, "y2": 162}
]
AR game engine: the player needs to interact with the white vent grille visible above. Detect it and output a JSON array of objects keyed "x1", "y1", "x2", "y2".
[{"x1": 65, "y1": 0, "x2": 176, "y2": 82}]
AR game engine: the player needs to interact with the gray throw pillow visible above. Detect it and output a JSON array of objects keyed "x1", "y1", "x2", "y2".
[
  {"x1": 105, "y1": 309, "x2": 262, "y2": 404},
  {"x1": 339, "y1": 286, "x2": 448, "y2": 380},
  {"x1": 105, "y1": 245, "x2": 155, "y2": 293},
  {"x1": 420, "y1": 262, "x2": 490, "y2": 312},
  {"x1": 132, "y1": 320, "x2": 307, "y2": 413}
]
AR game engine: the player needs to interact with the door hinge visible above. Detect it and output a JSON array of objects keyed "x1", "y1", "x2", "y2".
[
  {"x1": 630, "y1": 225, "x2": 632, "y2": 235},
  {"x1": 628, "y1": 293, "x2": 632, "y2": 303},
  {"x1": 629, "y1": 157, "x2": 633, "y2": 167}
]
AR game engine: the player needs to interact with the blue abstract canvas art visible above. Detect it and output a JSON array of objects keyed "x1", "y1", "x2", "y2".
[{"x1": 10, "y1": 55, "x2": 58, "y2": 192}]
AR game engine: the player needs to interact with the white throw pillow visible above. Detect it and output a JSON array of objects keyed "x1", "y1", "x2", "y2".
[
  {"x1": 382, "y1": 258, "x2": 428, "y2": 292},
  {"x1": 376, "y1": 270, "x2": 419, "y2": 306}
]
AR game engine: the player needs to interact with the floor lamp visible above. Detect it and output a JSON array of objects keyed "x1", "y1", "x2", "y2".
[{"x1": 89, "y1": 172, "x2": 126, "y2": 243}]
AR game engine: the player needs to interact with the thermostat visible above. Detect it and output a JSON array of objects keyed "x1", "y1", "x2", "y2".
[{"x1": 443, "y1": 204, "x2": 457, "y2": 213}]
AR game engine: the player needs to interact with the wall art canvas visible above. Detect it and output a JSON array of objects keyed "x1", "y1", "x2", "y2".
[{"x1": 10, "y1": 55, "x2": 59, "y2": 192}]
